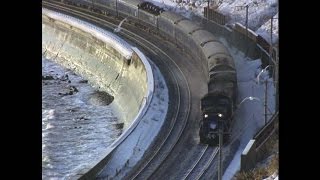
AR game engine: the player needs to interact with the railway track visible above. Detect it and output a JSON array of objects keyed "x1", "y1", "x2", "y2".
[
  {"x1": 42, "y1": 1, "x2": 221, "y2": 179},
  {"x1": 182, "y1": 146, "x2": 218, "y2": 180}
]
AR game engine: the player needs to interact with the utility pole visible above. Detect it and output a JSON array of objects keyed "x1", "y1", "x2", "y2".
[
  {"x1": 116, "y1": 0, "x2": 118, "y2": 17},
  {"x1": 218, "y1": 118, "x2": 223, "y2": 180},
  {"x1": 245, "y1": 5, "x2": 249, "y2": 39},
  {"x1": 91, "y1": 0, "x2": 94, "y2": 11},
  {"x1": 269, "y1": 16, "x2": 274, "y2": 76},
  {"x1": 269, "y1": 16, "x2": 279, "y2": 111},
  {"x1": 207, "y1": 0, "x2": 210, "y2": 20},
  {"x1": 269, "y1": 17, "x2": 275, "y2": 113},
  {"x1": 264, "y1": 80, "x2": 268, "y2": 125},
  {"x1": 245, "y1": 5, "x2": 249, "y2": 57},
  {"x1": 235, "y1": 5, "x2": 249, "y2": 38},
  {"x1": 216, "y1": 112, "x2": 226, "y2": 180},
  {"x1": 275, "y1": 53, "x2": 279, "y2": 112},
  {"x1": 236, "y1": 5, "x2": 250, "y2": 56},
  {"x1": 270, "y1": 16, "x2": 273, "y2": 48}
]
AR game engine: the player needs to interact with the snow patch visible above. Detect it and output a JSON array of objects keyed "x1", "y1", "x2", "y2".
[
  {"x1": 222, "y1": 45, "x2": 276, "y2": 179},
  {"x1": 148, "y1": 0, "x2": 278, "y2": 43}
]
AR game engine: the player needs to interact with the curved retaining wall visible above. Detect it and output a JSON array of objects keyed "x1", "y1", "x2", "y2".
[
  {"x1": 42, "y1": 9, "x2": 153, "y2": 129},
  {"x1": 42, "y1": 1, "x2": 277, "y2": 177},
  {"x1": 42, "y1": 8, "x2": 154, "y2": 178}
]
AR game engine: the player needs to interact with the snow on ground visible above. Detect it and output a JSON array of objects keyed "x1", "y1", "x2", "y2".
[
  {"x1": 148, "y1": 0, "x2": 278, "y2": 43},
  {"x1": 97, "y1": 59, "x2": 169, "y2": 179},
  {"x1": 221, "y1": 42, "x2": 276, "y2": 179},
  {"x1": 139, "y1": 1, "x2": 278, "y2": 178},
  {"x1": 256, "y1": 12, "x2": 278, "y2": 44}
]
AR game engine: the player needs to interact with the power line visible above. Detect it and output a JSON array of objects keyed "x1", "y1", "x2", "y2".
[{"x1": 269, "y1": 17, "x2": 279, "y2": 110}]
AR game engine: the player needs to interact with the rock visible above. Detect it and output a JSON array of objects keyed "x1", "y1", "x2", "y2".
[
  {"x1": 77, "y1": 116, "x2": 89, "y2": 121},
  {"x1": 67, "y1": 109, "x2": 77, "y2": 112},
  {"x1": 61, "y1": 74, "x2": 69, "y2": 81},
  {"x1": 114, "y1": 123, "x2": 124, "y2": 129},
  {"x1": 42, "y1": 75, "x2": 55, "y2": 80},
  {"x1": 69, "y1": 86, "x2": 78, "y2": 93},
  {"x1": 88, "y1": 91, "x2": 114, "y2": 106},
  {"x1": 78, "y1": 80, "x2": 88, "y2": 83},
  {"x1": 58, "y1": 86, "x2": 78, "y2": 96}
]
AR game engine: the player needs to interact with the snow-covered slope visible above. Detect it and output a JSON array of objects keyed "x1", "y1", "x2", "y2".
[{"x1": 148, "y1": 0, "x2": 278, "y2": 44}]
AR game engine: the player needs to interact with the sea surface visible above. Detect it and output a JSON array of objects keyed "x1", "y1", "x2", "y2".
[{"x1": 42, "y1": 57, "x2": 122, "y2": 179}]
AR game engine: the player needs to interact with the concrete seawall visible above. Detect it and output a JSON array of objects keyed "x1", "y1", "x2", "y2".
[
  {"x1": 42, "y1": 9, "x2": 155, "y2": 177},
  {"x1": 42, "y1": 9, "x2": 153, "y2": 129}
]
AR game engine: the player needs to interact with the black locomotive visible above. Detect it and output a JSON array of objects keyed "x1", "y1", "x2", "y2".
[{"x1": 199, "y1": 55, "x2": 237, "y2": 145}]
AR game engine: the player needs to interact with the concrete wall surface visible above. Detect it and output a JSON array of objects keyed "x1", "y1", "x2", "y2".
[{"x1": 42, "y1": 9, "x2": 153, "y2": 128}]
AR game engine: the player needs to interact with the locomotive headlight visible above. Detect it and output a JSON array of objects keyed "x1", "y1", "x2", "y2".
[
  {"x1": 218, "y1": 113, "x2": 223, "y2": 118},
  {"x1": 204, "y1": 114, "x2": 208, "y2": 118}
]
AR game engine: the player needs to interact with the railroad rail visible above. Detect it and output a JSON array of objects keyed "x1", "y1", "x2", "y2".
[{"x1": 182, "y1": 146, "x2": 219, "y2": 180}]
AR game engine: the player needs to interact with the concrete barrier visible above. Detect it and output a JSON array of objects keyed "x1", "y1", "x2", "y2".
[
  {"x1": 234, "y1": 23, "x2": 258, "y2": 42},
  {"x1": 240, "y1": 140, "x2": 257, "y2": 171},
  {"x1": 42, "y1": 8, "x2": 154, "y2": 178},
  {"x1": 240, "y1": 112, "x2": 278, "y2": 172}
]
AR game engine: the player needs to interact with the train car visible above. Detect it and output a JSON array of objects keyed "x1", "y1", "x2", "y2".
[
  {"x1": 158, "y1": 11, "x2": 185, "y2": 40},
  {"x1": 190, "y1": 29, "x2": 220, "y2": 83},
  {"x1": 174, "y1": 19, "x2": 202, "y2": 50}
]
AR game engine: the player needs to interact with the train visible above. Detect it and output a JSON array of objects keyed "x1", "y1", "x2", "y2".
[
  {"x1": 199, "y1": 54, "x2": 237, "y2": 145},
  {"x1": 44, "y1": 0, "x2": 237, "y2": 146}
]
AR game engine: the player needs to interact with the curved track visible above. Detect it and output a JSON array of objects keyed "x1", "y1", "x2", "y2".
[
  {"x1": 182, "y1": 147, "x2": 218, "y2": 180},
  {"x1": 42, "y1": 1, "x2": 221, "y2": 179}
]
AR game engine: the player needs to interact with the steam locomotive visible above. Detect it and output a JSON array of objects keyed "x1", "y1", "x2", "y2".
[{"x1": 44, "y1": 0, "x2": 237, "y2": 146}]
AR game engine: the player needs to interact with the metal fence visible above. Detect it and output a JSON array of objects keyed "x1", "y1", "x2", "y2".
[
  {"x1": 254, "y1": 111, "x2": 278, "y2": 149},
  {"x1": 204, "y1": 7, "x2": 226, "y2": 25}
]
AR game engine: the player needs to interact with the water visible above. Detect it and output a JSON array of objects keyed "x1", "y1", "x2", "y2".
[{"x1": 42, "y1": 57, "x2": 122, "y2": 179}]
